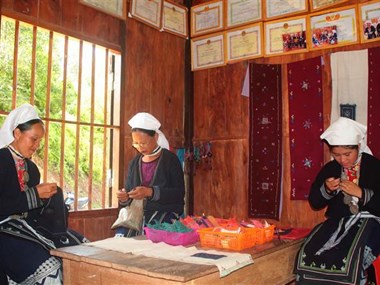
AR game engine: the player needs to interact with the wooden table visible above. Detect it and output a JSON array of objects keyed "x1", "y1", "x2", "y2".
[{"x1": 51, "y1": 238, "x2": 303, "y2": 285}]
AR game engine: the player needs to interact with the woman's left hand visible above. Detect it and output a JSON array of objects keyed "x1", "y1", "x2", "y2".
[
  {"x1": 128, "y1": 186, "x2": 153, "y2": 199},
  {"x1": 339, "y1": 180, "x2": 362, "y2": 198}
]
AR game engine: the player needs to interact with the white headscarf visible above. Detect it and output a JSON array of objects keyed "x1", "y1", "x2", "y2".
[
  {"x1": 320, "y1": 117, "x2": 372, "y2": 154},
  {"x1": 128, "y1": 112, "x2": 169, "y2": 149},
  {"x1": 0, "y1": 104, "x2": 41, "y2": 149}
]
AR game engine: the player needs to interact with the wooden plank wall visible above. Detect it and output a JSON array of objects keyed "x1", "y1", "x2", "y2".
[
  {"x1": 191, "y1": 0, "x2": 380, "y2": 229},
  {"x1": 3, "y1": 0, "x2": 380, "y2": 241}
]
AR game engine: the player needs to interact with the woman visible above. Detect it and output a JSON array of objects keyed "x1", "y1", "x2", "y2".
[
  {"x1": 295, "y1": 117, "x2": 380, "y2": 285},
  {"x1": 114, "y1": 112, "x2": 185, "y2": 237},
  {"x1": 0, "y1": 104, "x2": 62, "y2": 284}
]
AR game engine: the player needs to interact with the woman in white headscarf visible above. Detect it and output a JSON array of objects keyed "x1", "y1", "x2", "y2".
[
  {"x1": 114, "y1": 112, "x2": 185, "y2": 237},
  {"x1": 0, "y1": 104, "x2": 63, "y2": 284},
  {"x1": 295, "y1": 117, "x2": 380, "y2": 285}
]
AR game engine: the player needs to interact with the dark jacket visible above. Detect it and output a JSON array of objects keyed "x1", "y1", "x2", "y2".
[
  {"x1": 309, "y1": 152, "x2": 380, "y2": 218},
  {"x1": 124, "y1": 148, "x2": 185, "y2": 221},
  {"x1": 0, "y1": 147, "x2": 42, "y2": 220}
]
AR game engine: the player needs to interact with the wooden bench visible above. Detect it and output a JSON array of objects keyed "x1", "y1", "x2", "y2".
[{"x1": 51, "y1": 238, "x2": 303, "y2": 285}]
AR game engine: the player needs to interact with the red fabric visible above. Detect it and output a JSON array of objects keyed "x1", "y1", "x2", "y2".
[
  {"x1": 281, "y1": 228, "x2": 311, "y2": 240},
  {"x1": 288, "y1": 57, "x2": 324, "y2": 200},
  {"x1": 249, "y1": 63, "x2": 282, "y2": 219},
  {"x1": 367, "y1": 47, "x2": 380, "y2": 160}
]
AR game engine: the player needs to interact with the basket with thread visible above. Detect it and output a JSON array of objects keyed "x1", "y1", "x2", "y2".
[
  {"x1": 254, "y1": 224, "x2": 275, "y2": 245},
  {"x1": 197, "y1": 227, "x2": 257, "y2": 251}
]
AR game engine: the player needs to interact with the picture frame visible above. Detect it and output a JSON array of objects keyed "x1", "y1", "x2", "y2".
[
  {"x1": 191, "y1": 32, "x2": 226, "y2": 71},
  {"x1": 264, "y1": 16, "x2": 308, "y2": 57},
  {"x1": 358, "y1": 0, "x2": 380, "y2": 43},
  {"x1": 225, "y1": 0, "x2": 262, "y2": 29},
  {"x1": 129, "y1": 0, "x2": 163, "y2": 30},
  {"x1": 79, "y1": 0, "x2": 126, "y2": 20},
  {"x1": 264, "y1": 0, "x2": 308, "y2": 20},
  {"x1": 191, "y1": 0, "x2": 224, "y2": 37},
  {"x1": 162, "y1": 0, "x2": 188, "y2": 38},
  {"x1": 308, "y1": 6, "x2": 359, "y2": 50},
  {"x1": 309, "y1": 0, "x2": 349, "y2": 12},
  {"x1": 226, "y1": 23, "x2": 263, "y2": 63}
]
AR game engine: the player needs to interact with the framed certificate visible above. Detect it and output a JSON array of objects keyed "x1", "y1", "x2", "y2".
[
  {"x1": 264, "y1": 16, "x2": 308, "y2": 56},
  {"x1": 226, "y1": 0, "x2": 262, "y2": 28},
  {"x1": 79, "y1": 0, "x2": 126, "y2": 19},
  {"x1": 191, "y1": 0, "x2": 224, "y2": 37},
  {"x1": 308, "y1": 6, "x2": 359, "y2": 50},
  {"x1": 264, "y1": 0, "x2": 308, "y2": 20},
  {"x1": 358, "y1": 0, "x2": 380, "y2": 43},
  {"x1": 226, "y1": 23, "x2": 263, "y2": 63},
  {"x1": 191, "y1": 32, "x2": 226, "y2": 71},
  {"x1": 162, "y1": 0, "x2": 188, "y2": 38},
  {"x1": 309, "y1": 0, "x2": 349, "y2": 12},
  {"x1": 129, "y1": 0, "x2": 163, "y2": 30}
]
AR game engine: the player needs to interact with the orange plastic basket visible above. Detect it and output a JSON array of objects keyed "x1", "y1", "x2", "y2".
[
  {"x1": 197, "y1": 227, "x2": 257, "y2": 251},
  {"x1": 255, "y1": 225, "x2": 275, "y2": 245}
]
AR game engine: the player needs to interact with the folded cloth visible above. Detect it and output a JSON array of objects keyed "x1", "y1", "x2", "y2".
[
  {"x1": 280, "y1": 228, "x2": 311, "y2": 240},
  {"x1": 85, "y1": 237, "x2": 253, "y2": 277}
]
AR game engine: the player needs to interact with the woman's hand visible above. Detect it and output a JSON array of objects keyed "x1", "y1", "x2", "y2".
[
  {"x1": 324, "y1": 177, "x2": 340, "y2": 192},
  {"x1": 339, "y1": 180, "x2": 362, "y2": 198},
  {"x1": 117, "y1": 188, "x2": 129, "y2": 202},
  {"x1": 128, "y1": 186, "x2": 153, "y2": 200},
  {"x1": 36, "y1": 183, "x2": 57, "y2": 199}
]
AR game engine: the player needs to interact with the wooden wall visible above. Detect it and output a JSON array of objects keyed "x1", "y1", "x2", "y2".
[
  {"x1": 3, "y1": 0, "x2": 380, "y2": 241},
  {"x1": 191, "y1": 0, "x2": 380, "y2": 229}
]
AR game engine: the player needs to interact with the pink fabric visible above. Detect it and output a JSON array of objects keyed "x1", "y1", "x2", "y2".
[
  {"x1": 249, "y1": 63, "x2": 282, "y2": 219},
  {"x1": 367, "y1": 47, "x2": 380, "y2": 159},
  {"x1": 288, "y1": 57, "x2": 324, "y2": 200}
]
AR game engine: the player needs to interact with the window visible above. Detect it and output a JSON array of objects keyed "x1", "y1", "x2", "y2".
[{"x1": 0, "y1": 16, "x2": 121, "y2": 210}]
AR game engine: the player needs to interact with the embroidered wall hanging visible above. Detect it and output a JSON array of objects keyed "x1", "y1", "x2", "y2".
[
  {"x1": 367, "y1": 46, "x2": 380, "y2": 159},
  {"x1": 288, "y1": 56, "x2": 324, "y2": 200},
  {"x1": 248, "y1": 63, "x2": 282, "y2": 219}
]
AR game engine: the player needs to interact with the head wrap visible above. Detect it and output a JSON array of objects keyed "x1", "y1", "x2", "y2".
[
  {"x1": 0, "y1": 104, "x2": 41, "y2": 149},
  {"x1": 320, "y1": 117, "x2": 372, "y2": 154},
  {"x1": 128, "y1": 112, "x2": 169, "y2": 149}
]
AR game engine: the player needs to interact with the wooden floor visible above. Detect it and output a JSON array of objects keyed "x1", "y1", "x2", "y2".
[{"x1": 51, "y1": 238, "x2": 303, "y2": 285}]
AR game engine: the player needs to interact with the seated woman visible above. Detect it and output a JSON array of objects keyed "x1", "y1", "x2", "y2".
[
  {"x1": 295, "y1": 117, "x2": 380, "y2": 284},
  {"x1": 0, "y1": 104, "x2": 84, "y2": 284},
  {"x1": 114, "y1": 112, "x2": 185, "y2": 237}
]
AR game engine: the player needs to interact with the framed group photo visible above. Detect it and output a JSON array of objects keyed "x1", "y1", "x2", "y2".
[
  {"x1": 264, "y1": 16, "x2": 308, "y2": 56},
  {"x1": 358, "y1": 0, "x2": 380, "y2": 43},
  {"x1": 308, "y1": 6, "x2": 359, "y2": 50}
]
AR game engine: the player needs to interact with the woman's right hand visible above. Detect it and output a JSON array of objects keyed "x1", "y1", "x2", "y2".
[
  {"x1": 325, "y1": 177, "x2": 340, "y2": 192},
  {"x1": 117, "y1": 188, "x2": 129, "y2": 202},
  {"x1": 36, "y1": 183, "x2": 57, "y2": 199}
]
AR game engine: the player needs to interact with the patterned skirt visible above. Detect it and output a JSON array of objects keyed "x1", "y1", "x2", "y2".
[{"x1": 295, "y1": 215, "x2": 380, "y2": 285}]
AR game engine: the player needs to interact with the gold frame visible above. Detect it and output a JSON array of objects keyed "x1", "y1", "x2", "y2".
[
  {"x1": 190, "y1": 0, "x2": 224, "y2": 37},
  {"x1": 309, "y1": 0, "x2": 349, "y2": 12},
  {"x1": 225, "y1": 0, "x2": 262, "y2": 29},
  {"x1": 79, "y1": 0, "x2": 126, "y2": 20},
  {"x1": 162, "y1": 0, "x2": 188, "y2": 38},
  {"x1": 308, "y1": 5, "x2": 359, "y2": 51},
  {"x1": 358, "y1": 0, "x2": 380, "y2": 43},
  {"x1": 226, "y1": 23, "x2": 263, "y2": 63},
  {"x1": 191, "y1": 32, "x2": 226, "y2": 71},
  {"x1": 264, "y1": 16, "x2": 308, "y2": 57},
  {"x1": 264, "y1": 0, "x2": 308, "y2": 21},
  {"x1": 129, "y1": 0, "x2": 163, "y2": 30}
]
